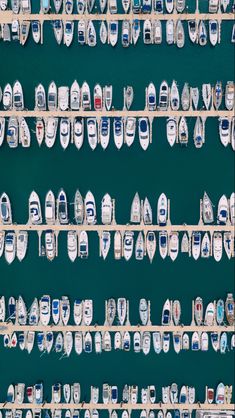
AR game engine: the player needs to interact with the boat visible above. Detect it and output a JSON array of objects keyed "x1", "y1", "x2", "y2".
[
  {"x1": 113, "y1": 117, "x2": 124, "y2": 149},
  {"x1": 213, "y1": 232, "x2": 223, "y2": 262},
  {"x1": 192, "y1": 331, "x2": 200, "y2": 350},
  {"x1": 173, "y1": 332, "x2": 182, "y2": 354},
  {"x1": 79, "y1": 230, "x2": 88, "y2": 258},
  {"x1": 32, "y1": 21, "x2": 41, "y2": 43},
  {"x1": 170, "y1": 81, "x2": 180, "y2": 111},
  {"x1": 74, "y1": 190, "x2": 84, "y2": 224},
  {"x1": 54, "y1": 0, "x2": 62, "y2": 12},
  {"x1": 122, "y1": 0, "x2": 130, "y2": 12},
  {"x1": 209, "y1": 20, "x2": 218, "y2": 46},
  {"x1": 159, "y1": 230, "x2": 168, "y2": 259},
  {"x1": 188, "y1": 20, "x2": 198, "y2": 43},
  {"x1": 58, "y1": 86, "x2": 69, "y2": 110},
  {"x1": 173, "y1": 300, "x2": 181, "y2": 325},
  {"x1": 147, "y1": 83, "x2": 156, "y2": 111},
  {"x1": 166, "y1": 117, "x2": 177, "y2": 147},
  {"x1": 193, "y1": 117, "x2": 204, "y2": 148},
  {"x1": 194, "y1": 297, "x2": 203, "y2": 325},
  {"x1": 204, "y1": 302, "x2": 215, "y2": 326},
  {"x1": 114, "y1": 231, "x2": 122, "y2": 260},
  {"x1": 87, "y1": 20, "x2": 96, "y2": 47},
  {"x1": 169, "y1": 232, "x2": 179, "y2": 261},
  {"x1": 191, "y1": 87, "x2": 199, "y2": 110},
  {"x1": 100, "y1": 21, "x2": 108, "y2": 44},
  {"x1": 53, "y1": 20, "x2": 63, "y2": 44},
  {"x1": 39, "y1": 295, "x2": 51, "y2": 326},
  {"x1": 220, "y1": 332, "x2": 227, "y2": 354},
  {"x1": 64, "y1": 0, "x2": 73, "y2": 13},
  {"x1": 216, "y1": 299, "x2": 224, "y2": 325},
  {"x1": 138, "y1": 117, "x2": 150, "y2": 150},
  {"x1": 229, "y1": 192, "x2": 235, "y2": 225},
  {"x1": 87, "y1": 118, "x2": 98, "y2": 150},
  {"x1": 16, "y1": 231, "x2": 28, "y2": 261},
  {"x1": 202, "y1": 84, "x2": 212, "y2": 110},
  {"x1": 47, "y1": 82, "x2": 57, "y2": 111},
  {"x1": 74, "y1": 332, "x2": 82, "y2": 354},
  {"x1": 165, "y1": 0, "x2": 174, "y2": 12},
  {"x1": 45, "y1": 190, "x2": 55, "y2": 225},
  {"x1": 143, "y1": 197, "x2": 152, "y2": 225},
  {"x1": 225, "y1": 81, "x2": 234, "y2": 111},
  {"x1": 132, "y1": 19, "x2": 140, "y2": 44},
  {"x1": 99, "y1": 117, "x2": 110, "y2": 150},
  {"x1": 3, "y1": 84, "x2": 13, "y2": 110},
  {"x1": 101, "y1": 193, "x2": 112, "y2": 224},
  {"x1": 13, "y1": 80, "x2": 24, "y2": 110},
  {"x1": 11, "y1": 0, "x2": 20, "y2": 13},
  {"x1": 57, "y1": 189, "x2": 68, "y2": 224},
  {"x1": 0, "y1": 193, "x2": 12, "y2": 224},
  {"x1": 175, "y1": 20, "x2": 185, "y2": 48},
  {"x1": 19, "y1": 117, "x2": 30, "y2": 147},
  {"x1": 35, "y1": 117, "x2": 44, "y2": 146},
  {"x1": 162, "y1": 333, "x2": 170, "y2": 353},
  {"x1": 45, "y1": 117, "x2": 58, "y2": 148},
  {"x1": 85, "y1": 191, "x2": 96, "y2": 224},
  {"x1": 7, "y1": 116, "x2": 18, "y2": 148},
  {"x1": 94, "y1": 84, "x2": 103, "y2": 111},
  {"x1": 143, "y1": 19, "x2": 152, "y2": 44},
  {"x1": 217, "y1": 194, "x2": 228, "y2": 225},
  {"x1": 219, "y1": 117, "x2": 231, "y2": 147},
  {"x1": 124, "y1": 86, "x2": 134, "y2": 110},
  {"x1": 158, "y1": 81, "x2": 169, "y2": 111},
  {"x1": 181, "y1": 232, "x2": 189, "y2": 253},
  {"x1": 157, "y1": 193, "x2": 167, "y2": 226},
  {"x1": 45, "y1": 230, "x2": 56, "y2": 261},
  {"x1": 20, "y1": 21, "x2": 30, "y2": 46},
  {"x1": 0, "y1": 232, "x2": 5, "y2": 257},
  {"x1": 153, "y1": 20, "x2": 162, "y2": 44},
  {"x1": 60, "y1": 117, "x2": 71, "y2": 150},
  {"x1": 130, "y1": 193, "x2": 141, "y2": 223},
  {"x1": 73, "y1": 117, "x2": 84, "y2": 150},
  {"x1": 74, "y1": 299, "x2": 83, "y2": 325},
  {"x1": 201, "y1": 332, "x2": 209, "y2": 351},
  {"x1": 162, "y1": 299, "x2": 171, "y2": 325},
  {"x1": 40, "y1": 0, "x2": 50, "y2": 12},
  {"x1": 201, "y1": 232, "x2": 210, "y2": 258},
  {"x1": 223, "y1": 231, "x2": 232, "y2": 259},
  {"x1": 166, "y1": 19, "x2": 174, "y2": 44},
  {"x1": 123, "y1": 231, "x2": 134, "y2": 260},
  {"x1": 52, "y1": 299, "x2": 60, "y2": 324},
  {"x1": 142, "y1": 332, "x2": 151, "y2": 355},
  {"x1": 122, "y1": 20, "x2": 131, "y2": 47},
  {"x1": 63, "y1": 21, "x2": 74, "y2": 47},
  {"x1": 117, "y1": 298, "x2": 127, "y2": 325},
  {"x1": 215, "y1": 383, "x2": 225, "y2": 404},
  {"x1": 182, "y1": 334, "x2": 189, "y2": 350},
  {"x1": 213, "y1": 81, "x2": 223, "y2": 110},
  {"x1": 4, "y1": 232, "x2": 16, "y2": 264},
  {"x1": 29, "y1": 191, "x2": 42, "y2": 225},
  {"x1": 202, "y1": 192, "x2": 214, "y2": 224},
  {"x1": 181, "y1": 83, "x2": 190, "y2": 110},
  {"x1": 67, "y1": 231, "x2": 78, "y2": 262},
  {"x1": 135, "y1": 231, "x2": 144, "y2": 260},
  {"x1": 225, "y1": 293, "x2": 234, "y2": 325},
  {"x1": 83, "y1": 300, "x2": 93, "y2": 325},
  {"x1": 108, "y1": 21, "x2": 118, "y2": 47},
  {"x1": 176, "y1": 0, "x2": 185, "y2": 12},
  {"x1": 209, "y1": 0, "x2": 219, "y2": 12},
  {"x1": 198, "y1": 20, "x2": 207, "y2": 46},
  {"x1": 77, "y1": 19, "x2": 86, "y2": 44},
  {"x1": 178, "y1": 117, "x2": 188, "y2": 145},
  {"x1": 100, "y1": 231, "x2": 111, "y2": 260},
  {"x1": 104, "y1": 85, "x2": 113, "y2": 110},
  {"x1": 192, "y1": 231, "x2": 201, "y2": 260},
  {"x1": 125, "y1": 117, "x2": 136, "y2": 146}
]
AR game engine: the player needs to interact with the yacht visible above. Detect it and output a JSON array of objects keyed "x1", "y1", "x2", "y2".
[
  {"x1": 104, "y1": 85, "x2": 113, "y2": 110},
  {"x1": 147, "y1": 83, "x2": 156, "y2": 111},
  {"x1": 138, "y1": 117, "x2": 150, "y2": 150},
  {"x1": 106, "y1": 298, "x2": 116, "y2": 325},
  {"x1": 193, "y1": 117, "x2": 204, "y2": 148},
  {"x1": 162, "y1": 333, "x2": 170, "y2": 353},
  {"x1": 39, "y1": 295, "x2": 51, "y2": 325},
  {"x1": 113, "y1": 117, "x2": 124, "y2": 149},
  {"x1": 64, "y1": 0, "x2": 73, "y2": 13},
  {"x1": 83, "y1": 300, "x2": 93, "y2": 325},
  {"x1": 114, "y1": 231, "x2": 122, "y2": 260},
  {"x1": 16, "y1": 231, "x2": 28, "y2": 261},
  {"x1": 153, "y1": 20, "x2": 162, "y2": 44},
  {"x1": 142, "y1": 332, "x2": 151, "y2": 355},
  {"x1": 122, "y1": 0, "x2": 130, "y2": 12},
  {"x1": 157, "y1": 193, "x2": 167, "y2": 226},
  {"x1": 99, "y1": 117, "x2": 110, "y2": 150},
  {"x1": 13, "y1": 80, "x2": 24, "y2": 110},
  {"x1": 60, "y1": 117, "x2": 71, "y2": 150},
  {"x1": 74, "y1": 190, "x2": 84, "y2": 224},
  {"x1": 213, "y1": 81, "x2": 223, "y2": 110},
  {"x1": 166, "y1": 19, "x2": 174, "y2": 45},
  {"x1": 173, "y1": 300, "x2": 181, "y2": 325},
  {"x1": 0, "y1": 193, "x2": 12, "y2": 224},
  {"x1": 5, "y1": 232, "x2": 16, "y2": 264},
  {"x1": 209, "y1": 0, "x2": 219, "y2": 12},
  {"x1": 191, "y1": 87, "x2": 199, "y2": 110},
  {"x1": 162, "y1": 299, "x2": 171, "y2": 325},
  {"x1": 125, "y1": 117, "x2": 136, "y2": 146},
  {"x1": 158, "y1": 81, "x2": 169, "y2": 111},
  {"x1": 85, "y1": 191, "x2": 96, "y2": 224},
  {"x1": 87, "y1": 118, "x2": 98, "y2": 150},
  {"x1": 217, "y1": 195, "x2": 228, "y2": 225},
  {"x1": 60, "y1": 296, "x2": 70, "y2": 325},
  {"x1": 188, "y1": 20, "x2": 198, "y2": 43},
  {"x1": 108, "y1": 21, "x2": 118, "y2": 47},
  {"x1": 166, "y1": 117, "x2": 177, "y2": 147},
  {"x1": 170, "y1": 81, "x2": 180, "y2": 110},
  {"x1": 132, "y1": 19, "x2": 140, "y2": 45},
  {"x1": 201, "y1": 232, "x2": 210, "y2": 258},
  {"x1": 169, "y1": 232, "x2": 179, "y2": 261},
  {"x1": 192, "y1": 231, "x2": 201, "y2": 260},
  {"x1": 139, "y1": 298, "x2": 149, "y2": 325},
  {"x1": 176, "y1": 0, "x2": 185, "y2": 12},
  {"x1": 143, "y1": 20, "x2": 152, "y2": 44},
  {"x1": 58, "y1": 86, "x2": 69, "y2": 110},
  {"x1": 45, "y1": 230, "x2": 56, "y2": 261},
  {"x1": 48, "y1": 81, "x2": 57, "y2": 111},
  {"x1": 194, "y1": 297, "x2": 203, "y2": 325},
  {"x1": 122, "y1": 20, "x2": 131, "y2": 47},
  {"x1": 223, "y1": 231, "x2": 232, "y2": 259},
  {"x1": 146, "y1": 231, "x2": 156, "y2": 263},
  {"x1": 40, "y1": 0, "x2": 50, "y2": 12},
  {"x1": 78, "y1": 19, "x2": 86, "y2": 45},
  {"x1": 20, "y1": 21, "x2": 31, "y2": 46},
  {"x1": 100, "y1": 21, "x2": 108, "y2": 44},
  {"x1": 32, "y1": 21, "x2": 41, "y2": 44},
  {"x1": 216, "y1": 383, "x2": 225, "y2": 404},
  {"x1": 216, "y1": 299, "x2": 225, "y2": 325},
  {"x1": 45, "y1": 190, "x2": 56, "y2": 225},
  {"x1": 57, "y1": 189, "x2": 68, "y2": 224},
  {"x1": 101, "y1": 193, "x2": 112, "y2": 225},
  {"x1": 29, "y1": 191, "x2": 42, "y2": 225},
  {"x1": 70, "y1": 80, "x2": 80, "y2": 110},
  {"x1": 159, "y1": 230, "x2": 168, "y2": 259},
  {"x1": 53, "y1": 20, "x2": 63, "y2": 44},
  {"x1": 19, "y1": 117, "x2": 31, "y2": 147},
  {"x1": 198, "y1": 20, "x2": 207, "y2": 46},
  {"x1": 67, "y1": 231, "x2": 78, "y2": 262},
  {"x1": 123, "y1": 231, "x2": 134, "y2": 260},
  {"x1": 178, "y1": 117, "x2": 188, "y2": 145},
  {"x1": 73, "y1": 299, "x2": 83, "y2": 326},
  {"x1": 45, "y1": 117, "x2": 58, "y2": 147},
  {"x1": 205, "y1": 302, "x2": 215, "y2": 326},
  {"x1": 109, "y1": 0, "x2": 117, "y2": 13},
  {"x1": 202, "y1": 83, "x2": 212, "y2": 110},
  {"x1": 143, "y1": 197, "x2": 152, "y2": 225},
  {"x1": 219, "y1": 117, "x2": 230, "y2": 147},
  {"x1": 213, "y1": 232, "x2": 223, "y2": 262},
  {"x1": 165, "y1": 0, "x2": 174, "y2": 12},
  {"x1": 175, "y1": 20, "x2": 185, "y2": 48},
  {"x1": 100, "y1": 231, "x2": 111, "y2": 260},
  {"x1": 130, "y1": 192, "x2": 141, "y2": 223},
  {"x1": 74, "y1": 118, "x2": 84, "y2": 150},
  {"x1": 94, "y1": 84, "x2": 103, "y2": 111},
  {"x1": 135, "y1": 231, "x2": 144, "y2": 260},
  {"x1": 3, "y1": 84, "x2": 13, "y2": 110},
  {"x1": 202, "y1": 191, "x2": 214, "y2": 223},
  {"x1": 117, "y1": 298, "x2": 127, "y2": 325},
  {"x1": 133, "y1": 331, "x2": 141, "y2": 353},
  {"x1": 52, "y1": 299, "x2": 60, "y2": 324},
  {"x1": 201, "y1": 332, "x2": 209, "y2": 351},
  {"x1": 209, "y1": 20, "x2": 218, "y2": 46},
  {"x1": 225, "y1": 293, "x2": 234, "y2": 325},
  {"x1": 181, "y1": 232, "x2": 189, "y2": 253},
  {"x1": 225, "y1": 81, "x2": 234, "y2": 111},
  {"x1": 87, "y1": 20, "x2": 97, "y2": 47},
  {"x1": 79, "y1": 230, "x2": 89, "y2": 258},
  {"x1": 63, "y1": 21, "x2": 74, "y2": 47},
  {"x1": 54, "y1": 0, "x2": 63, "y2": 12}
]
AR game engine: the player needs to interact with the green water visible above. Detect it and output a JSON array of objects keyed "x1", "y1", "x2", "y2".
[{"x1": 0, "y1": 4, "x2": 234, "y2": 406}]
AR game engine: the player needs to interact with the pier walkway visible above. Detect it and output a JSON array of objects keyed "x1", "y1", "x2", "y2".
[
  {"x1": 0, "y1": 224, "x2": 234, "y2": 233},
  {"x1": 0, "y1": 403, "x2": 234, "y2": 411},
  {"x1": 0, "y1": 110, "x2": 233, "y2": 118},
  {"x1": 0, "y1": 11, "x2": 234, "y2": 24},
  {"x1": 0, "y1": 324, "x2": 234, "y2": 334}
]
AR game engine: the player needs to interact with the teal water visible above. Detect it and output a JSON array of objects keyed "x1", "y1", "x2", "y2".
[{"x1": 0, "y1": 4, "x2": 234, "y2": 407}]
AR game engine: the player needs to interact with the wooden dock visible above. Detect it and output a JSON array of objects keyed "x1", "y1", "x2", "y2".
[
  {"x1": 0, "y1": 324, "x2": 234, "y2": 335},
  {"x1": 0, "y1": 403, "x2": 233, "y2": 411},
  {"x1": 0, "y1": 11, "x2": 234, "y2": 24},
  {"x1": 0, "y1": 110, "x2": 233, "y2": 118}
]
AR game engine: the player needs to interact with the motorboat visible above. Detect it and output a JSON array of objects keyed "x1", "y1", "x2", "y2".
[
  {"x1": 53, "y1": 20, "x2": 63, "y2": 44},
  {"x1": 45, "y1": 117, "x2": 58, "y2": 148},
  {"x1": 181, "y1": 232, "x2": 189, "y2": 253},
  {"x1": 3, "y1": 84, "x2": 13, "y2": 110},
  {"x1": 223, "y1": 231, "x2": 232, "y2": 259},
  {"x1": 130, "y1": 192, "x2": 141, "y2": 223},
  {"x1": 60, "y1": 117, "x2": 71, "y2": 150},
  {"x1": 191, "y1": 87, "x2": 199, "y2": 110},
  {"x1": 87, "y1": 20, "x2": 96, "y2": 47},
  {"x1": 181, "y1": 83, "x2": 190, "y2": 110},
  {"x1": 45, "y1": 230, "x2": 56, "y2": 261},
  {"x1": 52, "y1": 299, "x2": 60, "y2": 324},
  {"x1": 77, "y1": 19, "x2": 86, "y2": 45},
  {"x1": 63, "y1": 21, "x2": 74, "y2": 47},
  {"x1": 193, "y1": 117, "x2": 204, "y2": 148},
  {"x1": 58, "y1": 86, "x2": 69, "y2": 110},
  {"x1": 57, "y1": 189, "x2": 68, "y2": 224},
  {"x1": 74, "y1": 299, "x2": 83, "y2": 325},
  {"x1": 135, "y1": 231, "x2": 144, "y2": 260},
  {"x1": 7, "y1": 116, "x2": 18, "y2": 148},
  {"x1": 153, "y1": 332, "x2": 162, "y2": 353},
  {"x1": 138, "y1": 117, "x2": 150, "y2": 150},
  {"x1": 225, "y1": 81, "x2": 234, "y2": 111},
  {"x1": 213, "y1": 232, "x2": 223, "y2": 262},
  {"x1": 202, "y1": 83, "x2": 212, "y2": 110},
  {"x1": 201, "y1": 232, "x2": 210, "y2": 258},
  {"x1": 153, "y1": 20, "x2": 162, "y2": 44},
  {"x1": 169, "y1": 232, "x2": 179, "y2": 261},
  {"x1": 79, "y1": 230, "x2": 88, "y2": 258},
  {"x1": 198, "y1": 20, "x2": 207, "y2": 46},
  {"x1": 85, "y1": 191, "x2": 96, "y2": 224},
  {"x1": 19, "y1": 117, "x2": 31, "y2": 147},
  {"x1": 54, "y1": 0, "x2": 63, "y2": 12},
  {"x1": 122, "y1": 0, "x2": 130, "y2": 12},
  {"x1": 166, "y1": 19, "x2": 174, "y2": 44},
  {"x1": 230, "y1": 192, "x2": 235, "y2": 225},
  {"x1": 125, "y1": 117, "x2": 136, "y2": 146},
  {"x1": 123, "y1": 231, "x2": 134, "y2": 260},
  {"x1": 143, "y1": 20, "x2": 152, "y2": 44},
  {"x1": 104, "y1": 85, "x2": 112, "y2": 110},
  {"x1": 209, "y1": 20, "x2": 218, "y2": 46},
  {"x1": 204, "y1": 302, "x2": 215, "y2": 326},
  {"x1": 159, "y1": 230, "x2": 168, "y2": 259},
  {"x1": 170, "y1": 81, "x2": 180, "y2": 110},
  {"x1": 101, "y1": 193, "x2": 112, "y2": 225},
  {"x1": 124, "y1": 86, "x2": 134, "y2": 111},
  {"x1": 29, "y1": 191, "x2": 42, "y2": 225},
  {"x1": 188, "y1": 20, "x2": 198, "y2": 43},
  {"x1": 166, "y1": 117, "x2": 177, "y2": 147},
  {"x1": 202, "y1": 192, "x2": 214, "y2": 224},
  {"x1": 83, "y1": 300, "x2": 93, "y2": 325},
  {"x1": 113, "y1": 117, "x2": 124, "y2": 149},
  {"x1": 16, "y1": 231, "x2": 28, "y2": 261},
  {"x1": 178, "y1": 117, "x2": 188, "y2": 145},
  {"x1": 217, "y1": 195, "x2": 228, "y2": 225},
  {"x1": 99, "y1": 117, "x2": 110, "y2": 150},
  {"x1": 32, "y1": 21, "x2": 41, "y2": 44},
  {"x1": 173, "y1": 300, "x2": 181, "y2": 325},
  {"x1": 100, "y1": 21, "x2": 108, "y2": 44},
  {"x1": 147, "y1": 82, "x2": 156, "y2": 111},
  {"x1": 143, "y1": 197, "x2": 152, "y2": 225},
  {"x1": 67, "y1": 231, "x2": 78, "y2": 262},
  {"x1": 94, "y1": 84, "x2": 103, "y2": 111},
  {"x1": 213, "y1": 81, "x2": 223, "y2": 110},
  {"x1": 108, "y1": 21, "x2": 118, "y2": 47},
  {"x1": 74, "y1": 189, "x2": 84, "y2": 224},
  {"x1": 216, "y1": 299, "x2": 225, "y2": 325},
  {"x1": 158, "y1": 81, "x2": 169, "y2": 111},
  {"x1": 114, "y1": 231, "x2": 122, "y2": 260},
  {"x1": 192, "y1": 231, "x2": 201, "y2": 260},
  {"x1": 0, "y1": 193, "x2": 12, "y2": 224},
  {"x1": 225, "y1": 293, "x2": 234, "y2": 325},
  {"x1": 100, "y1": 231, "x2": 111, "y2": 260},
  {"x1": 45, "y1": 190, "x2": 55, "y2": 225},
  {"x1": 157, "y1": 193, "x2": 167, "y2": 226},
  {"x1": 39, "y1": 295, "x2": 51, "y2": 325},
  {"x1": 122, "y1": 20, "x2": 131, "y2": 47},
  {"x1": 87, "y1": 118, "x2": 98, "y2": 150},
  {"x1": 74, "y1": 118, "x2": 84, "y2": 150},
  {"x1": 175, "y1": 20, "x2": 185, "y2": 48},
  {"x1": 162, "y1": 299, "x2": 171, "y2": 325},
  {"x1": 5, "y1": 232, "x2": 16, "y2": 264},
  {"x1": 146, "y1": 231, "x2": 156, "y2": 263},
  {"x1": 64, "y1": 0, "x2": 73, "y2": 13},
  {"x1": 132, "y1": 19, "x2": 140, "y2": 44},
  {"x1": 219, "y1": 117, "x2": 230, "y2": 147}
]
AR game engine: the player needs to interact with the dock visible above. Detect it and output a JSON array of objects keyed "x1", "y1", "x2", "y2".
[
  {"x1": 0, "y1": 403, "x2": 233, "y2": 411},
  {"x1": 0, "y1": 324, "x2": 233, "y2": 335},
  {"x1": 0, "y1": 224, "x2": 234, "y2": 233},
  {"x1": 0, "y1": 12, "x2": 234, "y2": 24},
  {"x1": 0, "y1": 110, "x2": 232, "y2": 118}
]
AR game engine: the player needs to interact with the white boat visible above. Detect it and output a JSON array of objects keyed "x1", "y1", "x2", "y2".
[
  {"x1": 113, "y1": 117, "x2": 124, "y2": 149},
  {"x1": 162, "y1": 299, "x2": 171, "y2": 325},
  {"x1": 165, "y1": 0, "x2": 174, "y2": 13},
  {"x1": 223, "y1": 231, "x2": 232, "y2": 259},
  {"x1": 217, "y1": 194, "x2": 228, "y2": 225},
  {"x1": 198, "y1": 20, "x2": 207, "y2": 46},
  {"x1": 201, "y1": 232, "x2": 210, "y2": 258},
  {"x1": 19, "y1": 117, "x2": 30, "y2": 147},
  {"x1": 188, "y1": 20, "x2": 198, "y2": 43},
  {"x1": 193, "y1": 117, "x2": 204, "y2": 148},
  {"x1": 191, "y1": 331, "x2": 200, "y2": 350},
  {"x1": 53, "y1": 20, "x2": 63, "y2": 44},
  {"x1": 87, "y1": 20, "x2": 96, "y2": 47},
  {"x1": 125, "y1": 117, "x2": 136, "y2": 146},
  {"x1": 143, "y1": 197, "x2": 152, "y2": 225},
  {"x1": 3, "y1": 84, "x2": 13, "y2": 110},
  {"x1": 58, "y1": 86, "x2": 69, "y2": 110},
  {"x1": 45, "y1": 190, "x2": 55, "y2": 225},
  {"x1": 213, "y1": 81, "x2": 223, "y2": 110},
  {"x1": 5, "y1": 232, "x2": 16, "y2": 264},
  {"x1": 147, "y1": 82, "x2": 156, "y2": 111},
  {"x1": 100, "y1": 231, "x2": 111, "y2": 260},
  {"x1": 117, "y1": 298, "x2": 127, "y2": 325},
  {"x1": 74, "y1": 118, "x2": 84, "y2": 150},
  {"x1": 166, "y1": 117, "x2": 177, "y2": 147},
  {"x1": 101, "y1": 193, "x2": 112, "y2": 225},
  {"x1": 7, "y1": 116, "x2": 18, "y2": 148},
  {"x1": 159, "y1": 230, "x2": 168, "y2": 259},
  {"x1": 0, "y1": 193, "x2": 12, "y2": 224},
  {"x1": 146, "y1": 231, "x2": 156, "y2": 263},
  {"x1": 108, "y1": 21, "x2": 118, "y2": 47},
  {"x1": 45, "y1": 230, "x2": 56, "y2": 261},
  {"x1": 63, "y1": 21, "x2": 74, "y2": 47},
  {"x1": 153, "y1": 20, "x2": 162, "y2": 44},
  {"x1": 170, "y1": 81, "x2": 180, "y2": 110},
  {"x1": 57, "y1": 189, "x2": 68, "y2": 225},
  {"x1": 192, "y1": 231, "x2": 201, "y2": 260},
  {"x1": 181, "y1": 232, "x2": 189, "y2": 253},
  {"x1": 175, "y1": 20, "x2": 185, "y2": 48},
  {"x1": 79, "y1": 230, "x2": 88, "y2": 258},
  {"x1": 52, "y1": 299, "x2": 60, "y2": 324},
  {"x1": 75, "y1": 332, "x2": 83, "y2": 353},
  {"x1": 60, "y1": 118, "x2": 71, "y2": 150},
  {"x1": 0, "y1": 231, "x2": 5, "y2": 258},
  {"x1": 202, "y1": 84, "x2": 212, "y2": 110},
  {"x1": 143, "y1": 19, "x2": 152, "y2": 44},
  {"x1": 123, "y1": 231, "x2": 134, "y2": 260},
  {"x1": 104, "y1": 85, "x2": 113, "y2": 110},
  {"x1": 135, "y1": 231, "x2": 144, "y2": 260},
  {"x1": 35, "y1": 83, "x2": 46, "y2": 111},
  {"x1": 67, "y1": 231, "x2": 78, "y2": 262},
  {"x1": 230, "y1": 192, "x2": 235, "y2": 225},
  {"x1": 158, "y1": 80, "x2": 169, "y2": 111},
  {"x1": 157, "y1": 193, "x2": 167, "y2": 226},
  {"x1": 173, "y1": 300, "x2": 181, "y2": 325},
  {"x1": 83, "y1": 300, "x2": 93, "y2": 325},
  {"x1": 74, "y1": 189, "x2": 84, "y2": 224},
  {"x1": 74, "y1": 299, "x2": 83, "y2": 325},
  {"x1": 219, "y1": 117, "x2": 230, "y2": 147},
  {"x1": 13, "y1": 81, "x2": 24, "y2": 110},
  {"x1": 225, "y1": 81, "x2": 234, "y2": 111},
  {"x1": 39, "y1": 295, "x2": 51, "y2": 325},
  {"x1": 45, "y1": 117, "x2": 58, "y2": 148},
  {"x1": 99, "y1": 117, "x2": 110, "y2": 150},
  {"x1": 16, "y1": 231, "x2": 28, "y2": 261},
  {"x1": 64, "y1": 0, "x2": 73, "y2": 13},
  {"x1": 85, "y1": 191, "x2": 96, "y2": 224},
  {"x1": 48, "y1": 81, "x2": 57, "y2": 111},
  {"x1": 130, "y1": 192, "x2": 141, "y2": 223},
  {"x1": 32, "y1": 21, "x2": 41, "y2": 43},
  {"x1": 54, "y1": 0, "x2": 62, "y2": 12},
  {"x1": 169, "y1": 232, "x2": 179, "y2": 261},
  {"x1": 176, "y1": 0, "x2": 185, "y2": 12},
  {"x1": 114, "y1": 231, "x2": 122, "y2": 260},
  {"x1": 94, "y1": 84, "x2": 103, "y2": 111},
  {"x1": 173, "y1": 332, "x2": 181, "y2": 353},
  {"x1": 114, "y1": 332, "x2": 122, "y2": 349},
  {"x1": 122, "y1": 0, "x2": 130, "y2": 12},
  {"x1": 100, "y1": 21, "x2": 108, "y2": 44},
  {"x1": 209, "y1": 20, "x2": 218, "y2": 46},
  {"x1": 202, "y1": 192, "x2": 214, "y2": 224},
  {"x1": 201, "y1": 332, "x2": 209, "y2": 351},
  {"x1": 70, "y1": 80, "x2": 80, "y2": 110},
  {"x1": 29, "y1": 191, "x2": 42, "y2": 225},
  {"x1": 205, "y1": 302, "x2": 215, "y2": 326},
  {"x1": 87, "y1": 118, "x2": 98, "y2": 150},
  {"x1": 209, "y1": 0, "x2": 219, "y2": 12},
  {"x1": 166, "y1": 19, "x2": 174, "y2": 44},
  {"x1": 178, "y1": 116, "x2": 188, "y2": 145},
  {"x1": 139, "y1": 298, "x2": 149, "y2": 325},
  {"x1": 142, "y1": 332, "x2": 151, "y2": 355},
  {"x1": 132, "y1": 19, "x2": 140, "y2": 45},
  {"x1": 138, "y1": 117, "x2": 150, "y2": 150},
  {"x1": 213, "y1": 232, "x2": 223, "y2": 262}
]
